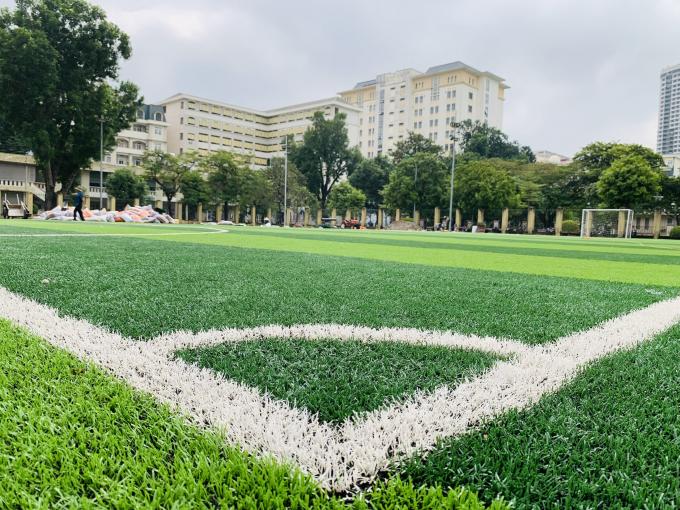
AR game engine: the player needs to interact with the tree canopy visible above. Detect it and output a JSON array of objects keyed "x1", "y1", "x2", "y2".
[
  {"x1": 389, "y1": 132, "x2": 443, "y2": 164},
  {"x1": 327, "y1": 182, "x2": 366, "y2": 213},
  {"x1": 348, "y1": 155, "x2": 393, "y2": 207},
  {"x1": 0, "y1": 0, "x2": 141, "y2": 207},
  {"x1": 143, "y1": 151, "x2": 195, "y2": 216},
  {"x1": 265, "y1": 157, "x2": 315, "y2": 213},
  {"x1": 290, "y1": 112, "x2": 361, "y2": 210},
  {"x1": 596, "y1": 155, "x2": 663, "y2": 210},
  {"x1": 105, "y1": 168, "x2": 147, "y2": 208},
  {"x1": 382, "y1": 152, "x2": 449, "y2": 216},
  {"x1": 457, "y1": 120, "x2": 535, "y2": 162},
  {"x1": 454, "y1": 159, "x2": 520, "y2": 215}
]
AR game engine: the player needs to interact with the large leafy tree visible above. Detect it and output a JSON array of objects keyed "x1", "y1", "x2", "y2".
[
  {"x1": 390, "y1": 132, "x2": 443, "y2": 164},
  {"x1": 382, "y1": 152, "x2": 449, "y2": 216},
  {"x1": 289, "y1": 111, "x2": 361, "y2": 210},
  {"x1": 327, "y1": 182, "x2": 366, "y2": 213},
  {"x1": 0, "y1": 0, "x2": 141, "y2": 208},
  {"x1": 597, "y1": 155, "x2": 663, "y2": 209},
  {"x1": 454, "y1": 159, "x2": 520, "y2": 215},
  {"x1": 574, "y1": 142, "x2": 664, "y2": 176},
  {"x1": 180, "y1": 170, "x2": 210, "y2": 208},
  {"x1": 143, "y1": 151, "x2": 196, "y2": 216},
  {"x1": 348, "y1": 155, "x2": 392, "y2": 207},
  {"x1": 457, "y1": 120, "x2": 535, "y2": 162},
  {"x1": 203, "y1": 151, "x2": 248, "y2": 209},
  {"x1": 105, "y1": 168, "x2": 147, "y2": 208}
]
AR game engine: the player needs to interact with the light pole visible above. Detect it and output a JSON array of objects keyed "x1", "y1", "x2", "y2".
[
  {"x1": 448, "y1": 122, "x2": 460, "y2": 232},
  {"x1": 99, "y1": 117, "x2": 104, "y2": 209},
  {"x1": 413, "y1": 164, "x2": 418, "y2": 219},
  {"x1": 283, "y1": 135, "x2": 288, "y2": 227}
]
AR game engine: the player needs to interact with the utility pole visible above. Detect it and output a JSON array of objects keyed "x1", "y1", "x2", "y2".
[
  {"x1": 413, "y1": 164, "x2": 418, "y2": 219},
  {"x1": 448, "y1": 122, "x2": 459, "y2": 232},
  {"x1": 283, "y1": 135, "x2": 288, "y2": 227}
]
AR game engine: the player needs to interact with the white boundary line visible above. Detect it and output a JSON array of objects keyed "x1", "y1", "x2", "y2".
[
  {"x1": 0, "y1": 226, "x2": 229, "y2": 237},
  {"x1": 1, "y1": 285, "x2": 679, "y2": 491}
]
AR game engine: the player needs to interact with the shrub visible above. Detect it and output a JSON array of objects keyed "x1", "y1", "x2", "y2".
[
  {"x1": 670, "y1": 226, "x2": 680, "y2": 239},
  {"x1": 561, "y1": 220, "x2": 580, "y2": 234}
]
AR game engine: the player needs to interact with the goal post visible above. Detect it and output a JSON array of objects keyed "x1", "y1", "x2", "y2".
[{"x1": 581, "y1": 209, "x2": 634, "y2": 239}]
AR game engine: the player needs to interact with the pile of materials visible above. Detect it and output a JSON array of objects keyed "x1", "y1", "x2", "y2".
[{"x1": 39, "y1": 205, "x2": 175, "y2": 223}]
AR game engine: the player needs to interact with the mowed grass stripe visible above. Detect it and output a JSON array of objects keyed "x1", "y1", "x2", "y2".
[
  {"x1": 148, "y1": 229, "x2": 680, "y2": 287},
  {"x1": 8, "y1": 220, "x2": 680, "y2": 259},
  {"x1": 0, "y1": 235, "x2": 671, "y2": 342},
  {"x1": 176, "y1": 338, "x2": 500, "y2": 424},
  {"x1": 400, "y1": 325, "x2": 680, "y2": 509},
  {"x1": 0, "y1": 320, "x2": 507, "y2": 509},
  {"x1": 228, "y1": 230, "x2": 680, "y2": 266}
]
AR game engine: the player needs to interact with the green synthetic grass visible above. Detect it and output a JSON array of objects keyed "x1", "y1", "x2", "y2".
[
  {"x1": 3, "y1": 220, "x2": 680, "y2": 286},
  {"x1": 400, "y1": 325, "x2": 680, "y2": 509},
  {"x1": 176, "y1": 339, "x2": 500, "y2": 424},
  {"x1": 0, "y1": 234, "x2": 673, "y2": 342},
  {"x1": 0, "y1": 320, "x2": 508, "y2": 509}
]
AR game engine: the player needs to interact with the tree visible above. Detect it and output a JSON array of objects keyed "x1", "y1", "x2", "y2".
[
  {"x1": 203, "y1": 151, "x2": 247, "y2": 208},
  {"x1": 454, "y1": 160, "x2": 520, "y2": 215},
  {"x1": 382, "y1": 153, "x2": 449, "y2": 217},
  {"x1": 0, "y1": 0, "x2": 141, "y2": 208},
  {"x1": 180, "y1": 170, "x2": 210, "y2": 209},
  {"x1": 265, "y1": 157, "x2": 315, "y2": 214},
  {"x1": 597, "y1": 155, "x2": 663, "y2": 209},
  {"x1": 348, "y1": 155, "x2": 392, "y2": 207},
  {"x1": 390, "y1": 132, "x2": 443, "y2": 164},
  {"x1": 327, "y1": 182, "x2": 366, "y2": 214},
  {"x1": 143, "y1": 151, "x2": 195, "y2": 216},
  {"x1": 240, "y1": 167, "x2": 274, "y2": 209},
  {"x1": 457, "y1": 120, "x2": 535, "y2": 162},
  {"x1": 105, "y1": 168, "x2": 147, "y2": 208},
  {"x1": 289, "y1": 111, "x2": 361, "y2": 210},
  {"x1": 574, "y1": 142, "x2": 664, "y2": 176}
]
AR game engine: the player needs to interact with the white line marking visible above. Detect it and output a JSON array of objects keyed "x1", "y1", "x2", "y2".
[
  {"x1": 0, "y1": 227, "x2": 229, "y2": 237},
  {"x1": 1, "y1": 286, "x2": 679, "y2": 491}
]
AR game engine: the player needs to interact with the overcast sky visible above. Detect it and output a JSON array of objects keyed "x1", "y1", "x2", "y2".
[{"x1": 4, "y1": 0, "x2": 680, "y2": 156}]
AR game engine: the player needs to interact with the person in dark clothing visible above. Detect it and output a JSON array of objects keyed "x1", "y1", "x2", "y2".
[{"x1": 73, "y1": 187, "x2": 85, "y2": 221}]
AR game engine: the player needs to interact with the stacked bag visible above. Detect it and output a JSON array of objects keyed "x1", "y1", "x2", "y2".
[{"x1": 40, "y1": 204, "x2": 175, "y2": 224}]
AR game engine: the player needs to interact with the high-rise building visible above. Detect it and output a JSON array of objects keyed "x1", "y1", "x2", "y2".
[
  {"x1": 338, "y1": 61, "x2": 508, "y2": 158},
  {"x1": 160, "y1": 94, "x2": 361, "y2": 168},
  {"x1": 657, "y1": 64, "x2": 680, "y2": 156}
]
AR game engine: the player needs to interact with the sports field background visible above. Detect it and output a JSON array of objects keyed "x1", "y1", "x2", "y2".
[{"x1": 1, "y1": 219, "x2": 680, "y2": 508}]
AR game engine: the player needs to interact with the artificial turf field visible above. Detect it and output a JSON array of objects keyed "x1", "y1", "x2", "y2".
[{"x1": 1, "y1": 219, "x2": 680, "y2": 508}]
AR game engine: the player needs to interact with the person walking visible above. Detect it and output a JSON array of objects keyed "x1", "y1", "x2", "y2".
[{"x1": 73, "y1": 186, "x2": 85, "y2": 221}]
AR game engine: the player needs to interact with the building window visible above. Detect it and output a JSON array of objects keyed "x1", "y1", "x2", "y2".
[
  {"x1": 133, "y1": 125, "x2": 147, "y2": 133},
  {"x1": 468, "y1": 105, "x2": 473, "y2": 113},
  {"x1": 117, "y1": 139, "x2": 129, "y2": 148},
  {"x1": 154, "y1": 112, "x2": 163, "y2": 121},
  {"x1": 155, "y1": 127, "x2": 163, "y2": 135},
  {"x1": 468, "y1": 92, "x2": 474, "y2": 100},
  {"x1": 132, "y1": 141, "x2": 146, "y2": 150}
]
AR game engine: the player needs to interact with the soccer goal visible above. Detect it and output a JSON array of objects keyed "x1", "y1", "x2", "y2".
[{"x1": 580, "y1": 209, "x2": 634, "y2": 238}]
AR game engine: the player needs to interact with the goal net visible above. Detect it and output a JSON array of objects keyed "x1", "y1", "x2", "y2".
[{"x1": 581, "y1": 209, "x2": 634, "y2": 238}]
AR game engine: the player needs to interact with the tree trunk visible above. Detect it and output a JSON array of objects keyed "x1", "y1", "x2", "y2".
[{"x1": 44, "y1": 161, "x2": 57, "y2": 209}]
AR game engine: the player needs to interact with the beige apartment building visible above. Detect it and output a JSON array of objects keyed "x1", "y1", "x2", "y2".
[
  {"x1": 339, "y1": 61, "x2": 507, "y2": 158},
  {"x1": 160, "y1": 94, "x2": 361, "y2": 168}
]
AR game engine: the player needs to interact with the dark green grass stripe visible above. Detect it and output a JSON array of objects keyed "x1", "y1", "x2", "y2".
[
  {"x1": 0, "y1": 236, "x2": 672, "y2": 342},
  {"x1": 400, "y1": 325, "x2": 680, "y2": 509},
  {"x1": 176, "y1": 338, "x2": 499, "y2": 424},
  {"x1": 233, "y1": 230, "x2": 680, "y2": 266},
  {"x1": 0, "y1": 320, "x2": 508, "y2": 509}
]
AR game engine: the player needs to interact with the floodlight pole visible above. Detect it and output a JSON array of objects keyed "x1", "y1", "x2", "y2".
[
  {"x1": 413, "y1": 164, "x2": 418, "y2": 219},
  {"x1": 283, "y1": 135, "x2": 288, "y2": 227},
  {"x1": 448, "y1": 123, "x2": 459, "y2": 232}
]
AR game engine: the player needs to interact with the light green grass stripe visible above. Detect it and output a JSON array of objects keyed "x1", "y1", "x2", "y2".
[{"x1": 154, "y1": 231, "x2": 680, "y2": 287}]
